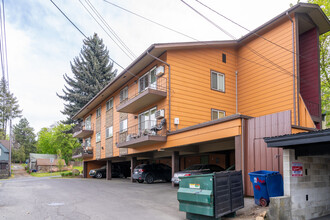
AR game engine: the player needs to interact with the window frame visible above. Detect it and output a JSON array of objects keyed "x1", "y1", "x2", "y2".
[
  {"x1": 85, "y1": 137, "x2": 91, "y2": 147},
  {"x1": 211, "y1": 109, "x2": 226, "y2": 120},
  {"x1": 106, "y1": 126, "x2": 113, "y2": 138},
  {"x1": 119, "y1": 119, "x2": 128, "y2": 133},
  {"x1": 210, "y1": 70, "x2": 225, "y2": 92},
  {"x1": 120, "y1": 86, "x2": 128, "y2": 103},
  {"x1": 106, "y1": 98, "x2": 113, "y2": 111},
  {"x1": 96, "y1": 132, "x2": 101, "y2": 143},
  {"x1": 85, "y1": 115, "x2": 92, "y2": 130},
  {"x1": 96, "y1": 107, "x2": 101, "y2": 118},
  {"x1": 138, "y1": 67, "x2": 157, "y2": 93},
  {"x1": 138, "y1": 107, "x2": 157, "y2": 132}
]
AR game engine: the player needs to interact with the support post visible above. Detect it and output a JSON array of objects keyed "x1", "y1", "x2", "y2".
[
  {"x1": 106, "y1": 160, "x2": 112, "y2": 180},
  {"x1": 235, "y1": 135, "x2": 242, "y2": 171},
  {"x1": 83, "y1": 161, "x2": 88, "y2": 178},
  {"x1": 131, "y1": 157, "x2": 137, "y2": 182},
  {"x1": 172, "y1": 151, "x2": 179, "y2": 187}
]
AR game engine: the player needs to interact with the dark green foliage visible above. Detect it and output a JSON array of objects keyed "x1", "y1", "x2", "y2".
[
  {"x1": 57, "y1": 33, "x2": 117, "y2": 122},
  {"x1": 13, "y1": 118, "x2": 37, "y2": 161},
  {"x1": 0, "y1": 77, "x2": 22, "y2": 138}
]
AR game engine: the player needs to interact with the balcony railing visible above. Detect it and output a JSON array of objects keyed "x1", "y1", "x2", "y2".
[
  {"x1": 116, "y1": 119, "x2": 167, "y2": 148},
  {"x1": 72, "y1": 145, "x2": 93, "y2": 159},
  {"x1": 116, "y1": 77, "x2": 167, "y2": 113},
  {"x1": 304, "y1": 100, "x2": 320, "y2": 117},
  {"x1": 72, "y1": 122, "x2": 94, "y2": 138}
]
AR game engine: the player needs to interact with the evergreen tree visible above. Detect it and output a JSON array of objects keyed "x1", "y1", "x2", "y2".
[
  {"x1": 57, "y1": 33, "x2": 117, "y2": 122},
  {"x1": 13, "y1": 118, "x2": 37, "y2": 159},
  {"x1": 0, "y1": 77, "x2": 22, "y2": 139}
]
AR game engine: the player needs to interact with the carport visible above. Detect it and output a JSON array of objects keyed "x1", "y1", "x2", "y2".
[{"x1": 264, "y1": 129, "x2": 330, "y2": 220}]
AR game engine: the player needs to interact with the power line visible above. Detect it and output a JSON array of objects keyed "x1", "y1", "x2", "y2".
[
  {"x1": 103, "y1": 0, "x2": 199, "y2": 41},
  {"x1": 85, "y1": 0, "x2": 136, "y2": 59},
  {"x1": 180, "y1": 0, "x2": 295, "y2": 79},
  {"x1": 50, "y1": 0, "x2": 87, "y2": 38},
  {"x1": 1, "y1": 0, "x2": 8, "y2": 85},
  {"x1": 194, "y1": 0, "x2": 318, "y2": 62},
  {"x1": 102, "y1": 0, "x2": 308, "y2": 83},
  {"x1": 79, "y1": 0, "x2": 135, "y2": 61},
  {"x1": 180, "y1": 0, "x2": 236, "y2": 40},
  {"x1": 50, "y1": 0, "x2": 139, "y2": 79}
]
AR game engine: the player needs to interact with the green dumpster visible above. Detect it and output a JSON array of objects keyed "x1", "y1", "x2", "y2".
[{"x1": 177, "y1": 171, "x2": 244, "y2": 220}]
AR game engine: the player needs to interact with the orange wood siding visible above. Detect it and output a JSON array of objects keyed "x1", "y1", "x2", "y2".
[
  {"x1": 237, "y1": 17, "x2": 298, "y2": 123},
  {"x1": 129, "y1": 118, "x2": 242, "y2": 154},
  {"x1": 298, "y1": 94, "x2": 316, "y2": 128},
  {"x1": 166, "y1": 47, "x2": 237, "y2": 130}
]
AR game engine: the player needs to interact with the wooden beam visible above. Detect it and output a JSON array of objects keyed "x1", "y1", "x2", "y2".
[
  {"x1": 83, "y1": 161, "x2": 88, "y2": 178},
  {"x1": 131, "y1": 157, "x2": 137, "y2": 182},
  {"x1": 172, "y1": 151, "x2": 179, "y2": 187},
  {"x1": 106, "y1": 160, "x2": 112, "y2": 180}
]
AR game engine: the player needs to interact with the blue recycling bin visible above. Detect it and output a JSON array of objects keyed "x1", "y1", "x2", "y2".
[{"x1": 248, "y1": 170, "x2": 284, "y2": 207}]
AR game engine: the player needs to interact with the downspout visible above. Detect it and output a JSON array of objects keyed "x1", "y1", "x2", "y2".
[
  {"x1": 287, "y1": 12, "x2": 297, "y2": 125},
  {"x1": 236, "y1": 71, "x2": 238, "y2": 114},
  {"x1": 241, "y1": 118, "x2": 245, "y2": 193},
  {"x1": 147, "y1": 51, "x2": 171, "y2": 132}
]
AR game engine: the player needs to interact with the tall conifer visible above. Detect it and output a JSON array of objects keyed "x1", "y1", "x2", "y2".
[{"x1": 57, "y1": 33, "x2": 117, "y2": 122}]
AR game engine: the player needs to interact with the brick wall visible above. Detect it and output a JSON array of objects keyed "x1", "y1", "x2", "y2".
[{"x1": 283, "y1": 149, "x2": 330, "y2": 219}]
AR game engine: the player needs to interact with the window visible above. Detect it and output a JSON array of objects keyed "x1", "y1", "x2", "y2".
[
  {"x1": 106, "y1": 98, "x2": 113, "y2": 111},
  {"x1": 85, "y1": 116, "x2": 91, "y2": 130},
  {"x1": 106, "y1": 126, "x2": 113, "y2": 138},
  {"x1": 120, "y1": 87, "x2": 128, "y2": 102},
  {"x1": 139, "y1": 67, "x2": 157, "y2": 92},
  {"x1": 211, "y1": 71, "x2": 225, "y2": 92},
  {"x1": 138, "y1": 107, "x2": 157, "y2": 132},
  {"x1": 120, "y1": 119, "x2": 127, "y2": 133},
  {"x1": 96, "y1": 132, "x2": 101, "y2": 143},
  {"x1": 211, "y1": 109, "x2": 225, "y2": 120},
  {"x1": 85, "y1": 138, "x2": 91, "y2": 147},
  {"x1": 96, "y1": 107, "x2": 101, "y2": 118},
  {"x1": 222, "y1": 53, "x2": 226, "y2": 63}
]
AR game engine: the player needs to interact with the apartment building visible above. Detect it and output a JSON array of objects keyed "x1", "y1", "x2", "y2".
[{"x1": 72, "y1": 3, "x2": 330, "y2": 195}]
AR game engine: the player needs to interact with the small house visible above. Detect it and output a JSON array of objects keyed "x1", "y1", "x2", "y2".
[
  {"x1": 0, "y1": 140, "x2": 10, "y2": 178},
  {"x1": 29, "y1": 153, "x2": 57, "y2": 171},
  {"x1": 36, "y1": 158, "x2": 66, "y2": 172}
]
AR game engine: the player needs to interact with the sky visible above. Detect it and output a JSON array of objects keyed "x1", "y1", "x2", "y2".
[{"x1": 4, "y1": 0, "x2": 307, "y2": 134}]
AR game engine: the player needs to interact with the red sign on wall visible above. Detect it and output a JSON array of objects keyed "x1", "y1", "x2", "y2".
[{"x1": 292, "y1": 162, "x2": 303, "y2": 176}]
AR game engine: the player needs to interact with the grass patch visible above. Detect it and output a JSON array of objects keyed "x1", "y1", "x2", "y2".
[{"x1": 30, "y1": 166, "x2": 83, "y2": 178}]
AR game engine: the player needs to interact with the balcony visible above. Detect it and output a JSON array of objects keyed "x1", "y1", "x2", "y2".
[
  {"x1": 116, "y1": 120, "x2": 167, "y2": 148},
  {"x1": 72, "y1": 146, "x2": 93, "y2": 159},
  {"x1": 72, "y1": 122, "x2": 94, "y2": 138},
  {"x1": 117, "y1": 77, "x2": 167, "y2": 113}
]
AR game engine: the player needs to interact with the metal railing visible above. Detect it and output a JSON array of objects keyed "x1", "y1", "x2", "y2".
[
  {"x1": 72, "y1": 144, "x2": 93, "y2": 157},
  {"x1": 117, "y1": 77, "x2": 167, "y2": 106},
  {"x1": 304, "y1": 100, "x2": 320, "y2": 117},
  {"x1": 72, "y1": 122, "x2": 94, "y2": 134},
  {"x1": 116, "y1": 120, "x2": 166, "y2": 144}
]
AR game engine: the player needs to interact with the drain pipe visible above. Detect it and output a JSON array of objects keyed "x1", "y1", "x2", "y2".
[
  {"x1": 286, "y1": 12, "x2": 297, "y2": 125},
  {"x1": 147, "y1": 51, "x2": 171, "y2": 132},
  {"x1": 236, "y1": 71, "x2": 238, "y2": 114}
]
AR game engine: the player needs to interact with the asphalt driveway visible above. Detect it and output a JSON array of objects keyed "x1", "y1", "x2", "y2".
[{"x1": 0, "y1": 176, "x2": 185, "y2": 220}]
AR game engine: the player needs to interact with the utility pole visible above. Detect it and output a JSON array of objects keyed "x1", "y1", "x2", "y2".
[{"x1": 9, "y1": 119, "x2": 12, "y2": 176}]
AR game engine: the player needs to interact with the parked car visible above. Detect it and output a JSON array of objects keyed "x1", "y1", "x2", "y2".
[
  {"x1": 132, "y1": 163, "x2": 172, "y2": 184},
  {"x1": 171, "y1": 164, "x2": 225, "y2": 185},
  {"x1": 89, "y1": 164, "x2": 130, "y2": 179}
]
